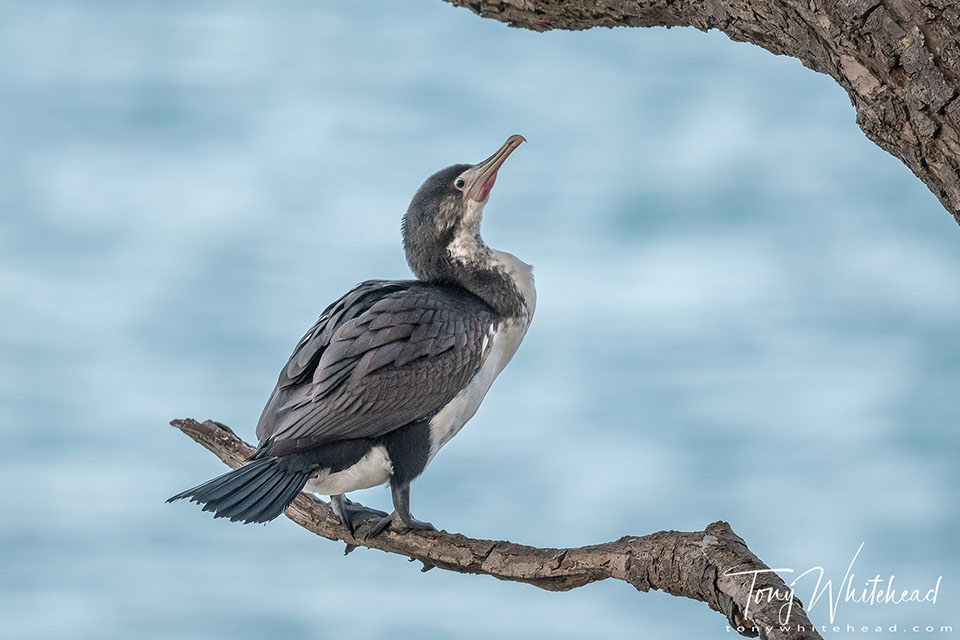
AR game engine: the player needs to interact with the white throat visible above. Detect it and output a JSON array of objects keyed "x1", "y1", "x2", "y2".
[{"x1": 447, "y1": 200, "x2": 537, "y2": 318}]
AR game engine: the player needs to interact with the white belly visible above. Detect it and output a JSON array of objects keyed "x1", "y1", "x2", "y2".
[
  {"x1": 426, "y1": 314, "x2": 532, "y2": 461},
  {"x1": 427, "y1": 249, "x2": 536, "y2": 462},
  {"x1": 304, "y1": 445, "x2": 393, "y2": 495}
]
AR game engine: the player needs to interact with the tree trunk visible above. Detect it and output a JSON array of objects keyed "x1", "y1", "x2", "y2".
[{"x1": 447, "y1": 0, "x2": 960, "y2": 226}]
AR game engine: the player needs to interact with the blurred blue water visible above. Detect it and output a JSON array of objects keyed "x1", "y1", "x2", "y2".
[{"x1": 0, "y1": 1, "x2": 958, "y2": 638}]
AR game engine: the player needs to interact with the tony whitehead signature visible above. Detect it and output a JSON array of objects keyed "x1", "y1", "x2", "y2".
[{"x1": 726, "y1": 543, "x2": 943, "y2": 624}]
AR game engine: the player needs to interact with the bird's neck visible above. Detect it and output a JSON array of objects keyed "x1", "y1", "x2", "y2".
[
  {"x1": 445, "y1": 232, "x2": 536, "y2": 321},
  {"x1": 404, "y1": 200, "x2": 535, "y2": 319}
]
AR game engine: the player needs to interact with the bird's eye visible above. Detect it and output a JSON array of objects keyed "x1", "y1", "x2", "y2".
[{"x1": 454, "y1": 178, "x2": 466, "y2": 189}]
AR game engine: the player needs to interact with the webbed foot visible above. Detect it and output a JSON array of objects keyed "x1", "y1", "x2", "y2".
[
  {"x1": 362, "y1": 480, "x2": 436, "y2": 539},
  {"x1": 330, "y1": 494, "x2": 389, "y2": 537},
  {"x1": 365, "y1": 511, "x2": 437, "y2": 539}
]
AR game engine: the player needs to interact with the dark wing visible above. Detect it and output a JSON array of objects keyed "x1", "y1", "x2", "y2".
[{"x1": 255, "y1": 280, "x2": 496, "y2": 454}]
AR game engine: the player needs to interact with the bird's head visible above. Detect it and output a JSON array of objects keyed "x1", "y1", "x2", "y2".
[{"x1": 403, "y1": 135, "x2": 525, "y2": 282}]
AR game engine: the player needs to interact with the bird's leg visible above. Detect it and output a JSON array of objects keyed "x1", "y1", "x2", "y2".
[
  {"x1": 390, "y1": 481, "x2": 436, "y2": 531},
  {"x1": 365, "y1": 480, "x2": 436, "y2": 539},
  {"x1": 329, "y1": 494, "x2": 389, "y2": 537}
]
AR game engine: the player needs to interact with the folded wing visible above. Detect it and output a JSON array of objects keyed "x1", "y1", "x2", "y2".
[{"x1": 255, "y1": 280, "x2": 496, "y2": 456}]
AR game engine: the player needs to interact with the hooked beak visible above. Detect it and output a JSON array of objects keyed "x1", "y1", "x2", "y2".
[{"x1": 462, "y1": 134, "x2": 526, "y2": 203}]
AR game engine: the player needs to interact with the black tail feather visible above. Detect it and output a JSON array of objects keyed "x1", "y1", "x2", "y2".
[
  {"x1": 222, "y1": 472, "x2": 289, "y2": 518},
  {"x1": 167, "y1": 457, "x2": 310, "y2": 524},
  {"x1": 256, "y1": 471, "x2": 310, "y2": 522},
  {"x1": 211, "y1": 467, "x2": 283, "y2": 514},
  {"x1": 193, "y1": 462, "x2": 271, "y2": 504}
]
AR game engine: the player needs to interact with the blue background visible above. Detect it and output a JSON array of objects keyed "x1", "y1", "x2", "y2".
[{"x1": 1, "y1": 1, "x2": 957, "y2": 637}]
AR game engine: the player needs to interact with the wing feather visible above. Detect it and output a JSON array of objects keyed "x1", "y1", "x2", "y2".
[{"x1": 255, "y1": 280, "x2": 497, "y2": 449}]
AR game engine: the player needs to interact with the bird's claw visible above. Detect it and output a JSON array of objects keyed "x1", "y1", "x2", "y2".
[
  {"x1": 330, "y1": 495, "x2": 389, "y2": 538},
  {"x1": 364, "y1": 511, "x2": 437, "y2": 539}
]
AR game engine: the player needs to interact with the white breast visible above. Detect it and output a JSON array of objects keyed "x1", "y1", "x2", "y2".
[{"x1": 427, "y1": 250, "x2": 535, "y2": 461}]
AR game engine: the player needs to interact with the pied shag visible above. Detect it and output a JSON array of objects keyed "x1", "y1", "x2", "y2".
[{"x1": 169, "y1": 135, "x2": 535, "y2": 537}]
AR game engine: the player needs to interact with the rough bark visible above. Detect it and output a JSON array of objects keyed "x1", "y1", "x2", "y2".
[
  {"x1": 171, "y1": 418, "x2": 822, "y2": 640},
  {"x1": 445, "y1": 0, "x2": 960, "y2": 226}
]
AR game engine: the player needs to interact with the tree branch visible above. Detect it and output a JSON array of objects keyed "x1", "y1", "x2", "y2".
[
  {"x1": 170, "y1": 418, "x2": 822, "y2": 640},
  {"x1": 445, "y1": 0, "x2": 960, "y2": 226}
]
